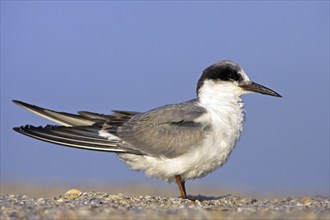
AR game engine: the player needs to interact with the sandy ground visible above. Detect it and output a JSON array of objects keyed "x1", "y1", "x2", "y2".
[{"x1": 1, "y1": 182, "x2": 329, "y2": 220}]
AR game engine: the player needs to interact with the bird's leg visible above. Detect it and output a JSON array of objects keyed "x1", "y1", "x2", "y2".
[{"x1": 175, "y1": 175, "x2": 187, "y2": 199}]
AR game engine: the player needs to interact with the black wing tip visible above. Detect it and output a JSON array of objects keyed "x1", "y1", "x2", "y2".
[
  {"x1": 13, "y1": 124, "x2": 58, "y2": 132},
  {"x1": 13, "y1": 125, "x2": 34, "y2": 133},
  {"x1": 13, "y1": 126, "x2": 23, "y2": 132},
  {"x1": 271, "y1": 91, "x2": 282, "y2": 98},
  {"x1": 12, "y1": 100, "x2": 32, "y2": 108},
  {"x1": 13, "y1": 125, "x2": 32, "y2": 134},
  {"x1": 12, "y1": 99, "x2": 23, "y2": 105}
]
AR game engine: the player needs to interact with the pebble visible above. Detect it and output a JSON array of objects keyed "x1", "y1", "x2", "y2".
[
  {"x1": 0, "y1": 191, "x2": 329, "y2": 220},
  {"x1": 64, "y1": 188, "x2": 83, "y2": 199}
]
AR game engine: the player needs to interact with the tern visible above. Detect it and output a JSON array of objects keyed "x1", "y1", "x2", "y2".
[{"x1": 13, "y1": 60, "x2": 281, "y2": 199}]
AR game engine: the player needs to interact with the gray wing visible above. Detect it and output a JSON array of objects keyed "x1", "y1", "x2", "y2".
[
  {"x1": 104, "y1": 99, "x2": 210, "y2": 158},
  {"x1": 13, "y1": 99, "x2": 210, "y2": 158}
]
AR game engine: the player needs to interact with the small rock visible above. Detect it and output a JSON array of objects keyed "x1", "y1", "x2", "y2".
[
  {"x1": 64, "y1": 188, "x2": 83, "y2": 199},
  {"x1": 298, "y1": 197, "x2": 313, "y2": 205}
]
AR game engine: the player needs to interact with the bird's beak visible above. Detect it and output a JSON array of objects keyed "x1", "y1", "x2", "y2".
[{"x1": 239, "y1": 81, "x2": 282, "y2": 97}]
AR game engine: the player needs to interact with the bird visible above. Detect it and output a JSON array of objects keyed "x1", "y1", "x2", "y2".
[{"x1": 13, "y1": 60, "x2": 281, "y2": 200}]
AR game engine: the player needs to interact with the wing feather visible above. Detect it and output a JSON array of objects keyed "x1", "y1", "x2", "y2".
[
  {"x1": 103, "y1": 100, "x2": 210, "y2": 158},
  {"x1": 13, "y1": 125, "x2": 142, "y2": 154}
]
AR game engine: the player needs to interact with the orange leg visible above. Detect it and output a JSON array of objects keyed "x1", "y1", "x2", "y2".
[{"x1": 175, "y1": 175, "x2": 187, "y2": 199}]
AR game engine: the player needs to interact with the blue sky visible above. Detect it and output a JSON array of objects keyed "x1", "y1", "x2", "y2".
[{"x1": 1, "y1": 1, "x2": 329, "y2": 196}]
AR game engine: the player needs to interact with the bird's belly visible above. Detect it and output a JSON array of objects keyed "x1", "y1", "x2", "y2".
[{"x1": 118, "y1": 132, "x2": 238, "y2": 182}]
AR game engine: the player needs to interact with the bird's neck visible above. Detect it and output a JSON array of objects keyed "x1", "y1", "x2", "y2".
[
  {"x1": 197, "y1": 80, "x2": 244, "y2": 109},
  {"x1": 197, "y1": 80, "x2": 245, "y2": 137},
  {"x1": 195, "y1": 80, "x2": 245, "y2": 171}
]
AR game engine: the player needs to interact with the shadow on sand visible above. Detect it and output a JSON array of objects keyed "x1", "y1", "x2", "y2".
[{"x1": 186, "y1": 194, "x2": 231, "y2": 201}]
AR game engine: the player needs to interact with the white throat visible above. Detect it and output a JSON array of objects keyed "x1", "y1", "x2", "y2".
[
  {"x1": 197, "y1": 80, "x2": 245, "y2": 127},
  {"x1": 198, "y1": 79, "x2": 245, "y2": 105},
  {"x1": 194, "y1": 79, "x2": 246, "y2": 173}
]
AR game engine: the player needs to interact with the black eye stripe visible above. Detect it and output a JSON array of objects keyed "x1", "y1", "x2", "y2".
[{"x1": 205, "y1": 65, "x2": 243, "y2": 82}]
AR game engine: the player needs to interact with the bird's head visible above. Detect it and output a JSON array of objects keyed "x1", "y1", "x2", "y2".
[{"x1": 197, "y1": 60, "x2": 282, "y2": 98}]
